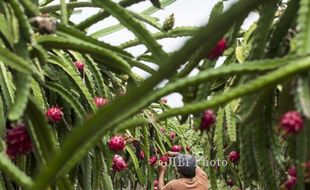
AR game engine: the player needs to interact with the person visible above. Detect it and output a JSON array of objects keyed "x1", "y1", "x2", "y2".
[{"x1": 158, "y1": 151, "x2": 209, "y2": 190}]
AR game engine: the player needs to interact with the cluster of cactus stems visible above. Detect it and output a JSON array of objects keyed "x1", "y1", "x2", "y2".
[{"x1": 0, "y1": 0, "x2": 310, "y2": 190}]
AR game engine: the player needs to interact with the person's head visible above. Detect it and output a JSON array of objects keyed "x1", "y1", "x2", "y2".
[{"x1": 174, "y1": 153, "x2": 196, "y2": 178}]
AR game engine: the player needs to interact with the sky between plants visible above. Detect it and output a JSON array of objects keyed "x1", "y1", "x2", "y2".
[{"x1": 53, "y1": 0, "x2": 258, "y2": 107}]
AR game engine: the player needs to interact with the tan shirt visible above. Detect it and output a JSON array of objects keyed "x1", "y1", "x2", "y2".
[{"x1": 161, "y1": 167, "x2": 208, "y2": 190}]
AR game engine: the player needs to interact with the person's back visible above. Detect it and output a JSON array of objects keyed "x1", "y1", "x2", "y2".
[
  {"x1": 158, "y1": 152, "x2": 208, "y2": 190},
  {"x1": 161, "y1": 167, "x2": 208, "y2": 190}
]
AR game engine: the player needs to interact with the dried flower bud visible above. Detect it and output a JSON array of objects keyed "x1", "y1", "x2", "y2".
[
  {"x1": 163, "y1": 14, "x2": 175, "y2": 31},
  {"x1": 30, "y1": 16, "x2": 57, "y2": 34}
]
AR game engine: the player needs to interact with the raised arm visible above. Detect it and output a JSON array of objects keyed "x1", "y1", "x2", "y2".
[{"x1": 158, "y1": 161, "x2": 167, "y2": 190}]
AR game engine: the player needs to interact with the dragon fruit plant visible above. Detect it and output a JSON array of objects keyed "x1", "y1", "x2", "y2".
[{"x1": 0, "y1": 0, "x2": 310, "y2": 190}]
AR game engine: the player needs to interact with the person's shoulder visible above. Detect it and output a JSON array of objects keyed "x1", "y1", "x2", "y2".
[
  {"x1": 165, "y1": 179, "x2": 182, "y2": 187},
  {"x1": 166, "y1": 179, "x2": 179, "y2": 186},
  {"x1": 196, "y1": 167, "x2": 208, "y2": 179},
  {"x1": 161, "y1": 180, "x2": 178, "y2": 190}
]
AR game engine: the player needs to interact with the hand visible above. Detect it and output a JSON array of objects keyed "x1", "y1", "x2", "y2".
[
  {"x1": 159, "y1": 161, "x2": 167, "y2": 173},
  {"x1": 166, "y1": 151, "x2": 178, "y2": 157}
]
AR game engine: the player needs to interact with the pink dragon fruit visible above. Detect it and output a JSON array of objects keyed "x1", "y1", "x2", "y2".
[
  {"x1": 46, "y1": 106, "x2": 63, "y2": 123},
  {"x1": 226, "y1": 179, "x2": 234, "y2": 187},
  {"x1": 200, "y1": 110, "x2": 216, "y2": 131},
  {"x1": 139, "y1": 150, "x2": 145, "y2": 160},
  {"x1": 229, "y1": 151, "x2": 240, "y2": 164},
  {"x1": 207, "y1": 38, "x2": 227, "y2": 60},
  {"x1": 149, "y1": 156, "x2": 158, "y2": 166},
  {"x1": 280, "y1": 111, "x2": 304, "y2": 134},
  {"x1": 112, "y1": 154, "x2": 127, "y2": 172},
  {"x1": 94, "y1": 97, "x2": 108, "y2": 108},
  {"x1": 171, "y1": 145, "x2": 182, "y2": 152},
  {"x1": 287, "y1": 165, "x2": 297, "y2": 178},
  {"x1": 160, "y1": 154, "x2": 169, "y2": 163},
  {"x1": 6, "y1": 124, "x2": 32, "y2": 159},
  {"x1": 74, "y1": 60, "x2": 85, "y2": 73},
  {"x1": 108, "y1": 136, "x2": 126, "y2": 151}
]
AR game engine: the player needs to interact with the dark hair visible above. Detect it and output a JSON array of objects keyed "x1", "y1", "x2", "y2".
[
  {"x1": 175, "y1": 154, "x2": 197, "y2": 179},
  {"x1": 179, "y1": 170, "x2": 196, "y2": 178}
]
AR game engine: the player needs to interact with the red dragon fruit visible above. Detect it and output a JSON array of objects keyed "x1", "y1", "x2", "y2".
[
  {"x1": 229, "y1": 151, "x2": 240, "y2": 164},
  {"x1": 6, "y1": 124, "x2": 32, "y2": 159},
  {"x1": 160, "y1": 154, "x2": 169, "y2": 163},
  {"x1": 169, "y1": 131, "x2": 176, "y2": 140},
  {"x1": 280, "y1": 111, "x2": 304, "y2": 134},
  {"x1": 149, "y1": 156, "x2": 158, "y2": 166},
  {"x1": 74, "y1": 60, "x2": 85, "y2": 73},
  {"x1": 108, "y1": 136, "x2": 126, "y2": 151},
  {"x1": 46, "y1": 106, "x2": 63, "y2": 123},
  {"x1": 112, "y1": 154, "x2": 127, "y2": 172},
  {"x1": 139, "y1": 150, "x2": 145, "y2": 160},
  {"x1": 281, "y1": 165, "x2": 298, "y2": 189},
  {"x1": 284, "y1": 176, "x2": 297, "y2": 190},
  {"x1": 171, "y1": 145, "x2": 182, "y2": 152},
  {"x1": 94, "y1": 97, "x2": 108, "y2": 108},
  {"x1": 226, "y1": 179, "x2": 234, "y2": 187},
  {"x1": 200, "y1": 110, "x2": 216, "y2": 131},
  {"x1": 207, "y1": 38, "x2": 227, "y2": 60},
  {"x1": 287, "y1": 165, "x2": 297, "y2": 178}
]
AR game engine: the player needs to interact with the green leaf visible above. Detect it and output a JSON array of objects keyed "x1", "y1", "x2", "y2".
[
  {"x1": 213, "y1": 108, "x2": 225, "y2": 163},
  {"x1": 157, "y1": 56, "x2": 310, "y2": 120},
  {"x1": 56, "y1": 24, "x2": 132, "y2": 58},
  {"x1": 0, "y1": 153, "x2": 33, "y2": 189},
  {"x1": 0, "y1": 47, "x2": 33, "y2": 73},
  {"x1": 150, "y1": 0, "x2": 161, "y2": 8},
  {"x1": 127, "y1": 10, "x2": 163, "y2": 31},
  {"x1": 248, "y1": 0, "x2": 278, "y2": 59},
  {"x1": 253, "y1": 94, "x2": 277, "y2": 189},
  {"x1": 0, "y1": 94, "x2": 5, "y2": 138},
  {"x1": 268, "y1": 0, "x2": 299, "y2": 57},
  {"x1": 48, "y1": 56, "x2": 96, "y2": 112},
  {"x1": 225, "y1": 103, "x2": 237, "y2": 142},
  {"x1": 60, "y1": 0, "x2": 68, "y2": 25},
  {"x1": 90, "y1": 0, "x2": 176, "y2": 38},
  {"x1": 297, "y1": 75, "x2": 310, "y2": 118},
  {"x1": 29, "y1": 1, "x2": 268, "y2": 189},
  {"x1": 45, "y1": 81, "x2": 87, "y2": 119},
  {"x1": 8, "y1": 0, "x2": 33, "y2": 42},
  {"x1": 126, "y1": 147, "x2": 146, "y2": 185},
  {"x1": 0, "y1": 7, "x2": 19, "y2": 46},
  {"x1": 37, "y1": 36, "x2": 131, "y2": 74},
  {"x1": 120, "y1": 26, "x2": 198, "y2": 49},
  {"x1": 81, "y1": 155, "x2": 92, "y2": 190},
  {"x1": 39, "y1": 2, "x2": 96, "y2": 13},
  {"x1": 209, "y1": 1, "x2": 224, "y2": 20},
  {"x1": 0, "y1": 63, "x2": 15, "y2": 108},
  {"x1": 31, "y1": 79, "x2": 47, "y2": 111},
  {"x1": 235, "y1": 45, "x2": 248, "y2": 63},
  {"x1": 25, "y1": 99, "x2": 57, "y2": 160},
  {"x1": 76, "y1": 0, "x2": 145, "y2": 30},
  {"x1": 19, "y1": 0, "x2": 40, "y2": 16},
  {"x1": 8, "y1": 74, "x2": 32, "y2": 120},
  {"x1": 297, "y1": 0, "x2": 310, "y2": 54},
  {"x1": 99, "y1": 151, "x2": 113, "y2": 190},
  {"x1": 239, "y1": 123, "x2": 258, "y2": 186},
  {"x1": 92, "y1": 0, "x2": 167, "y2": 63}
]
